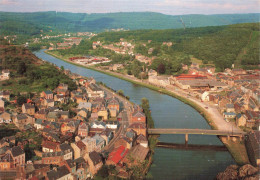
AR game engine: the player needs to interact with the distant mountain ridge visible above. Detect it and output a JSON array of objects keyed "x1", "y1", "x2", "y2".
[{"x1": 0, "y1": 11, "x2": 259, "y2": 34}]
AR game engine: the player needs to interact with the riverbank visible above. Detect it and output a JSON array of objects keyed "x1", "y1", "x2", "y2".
[{"x1": 44, "y1": 50, "x2": 249, "y2": 165}]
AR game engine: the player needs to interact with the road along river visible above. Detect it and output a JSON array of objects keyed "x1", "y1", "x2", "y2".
[{"x1": 34, "y1": 49, "x2": 235, "y2": 180}]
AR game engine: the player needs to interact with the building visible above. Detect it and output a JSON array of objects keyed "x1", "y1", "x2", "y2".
[
  {"x1": 41, "y1": 90, "x2": 54, "y2": 99},
  {"x1": 127, "y1": 123, "x2": 147, "y2": 137},
  {"x1": 131, "y1": 110, "x2": 146, "y2": 124},
  {"x1": 42, "y1": 140, "x2": 60, "y2": 152},
  {"x1": 0, "y1": 153, "x2": 14, "y2": 170},
  {"x1": 60, "y1": 143, "x2": 74, "y2": 160},
  {"x1": 78, "y1": 122, "x2": 89, "y2": 138},
  {"x1": 85, "y1": 151, "x2": 103, "y2": 177},
  {"x1": 7, "y1": 146, "x2": 25, "y2": 167},
  {"x1": 87, "y1": 84, "x2": 104, "y2": 98},
  {"x1": 106, "y1": 145, "x2": 128, "y2": 166},
  {"x1": 46, "y1": 165, "x2": 73, "y2": 180},
  {"x1": 22, "y1": 103, "x2": 35, "y2": 115}
]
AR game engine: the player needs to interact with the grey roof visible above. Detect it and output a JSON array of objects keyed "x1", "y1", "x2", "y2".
[
  {"x1": 60, "y1": 143, "x2": 73, "y2": 153},
  {"x1": 44, "y1": 90, "x2": 53, "y2": 95},
  {"x1": 47, "y1": 165, "x2": 70, "y2": 180},
  {"x1": 17, "y1": 113, "x2": 28, "y2": 120},
  {"x1": 226, "y1": 104, "x2": 234, "y2": 109},
  {"x1": 35, "y1": 119, "x2": 44, "y2": 125},
  {"x1": 10, "y1": 146, "x2": 24, "y2": 157},
  {"x1": 89, "y1": 151, "x2": 102, "y2": 166},
  {"x1": 92, "y1": 134, "x2": 105, "y2": 145}
]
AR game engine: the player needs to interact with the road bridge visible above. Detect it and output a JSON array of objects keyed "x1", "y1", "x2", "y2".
[{"x1": 148, "y1": 128, "x2": 246, "y2": 144}]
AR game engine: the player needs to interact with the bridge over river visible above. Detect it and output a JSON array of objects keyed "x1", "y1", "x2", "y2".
[{"x1": 148, "y1": 128, "x2": 246, "y2": 144}]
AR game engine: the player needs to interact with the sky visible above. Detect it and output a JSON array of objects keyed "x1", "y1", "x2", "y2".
[{"x1": 0, "y1": 0, "x2": 259, "y2": 15}]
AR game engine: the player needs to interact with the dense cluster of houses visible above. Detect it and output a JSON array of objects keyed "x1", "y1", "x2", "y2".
[
  {"x1": 0, "y1": 70, "x2": 150, "y2": 179},
  {"x1": 148, "y1": 64, "x2": 260, "y2": 130},
  {"x1": 68, "y1": 56, "x2": 111, "y2": 66}
]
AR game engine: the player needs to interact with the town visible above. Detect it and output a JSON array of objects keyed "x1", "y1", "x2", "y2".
[{"x1": 0, "y1": 65, "x2": 150, "y2": 179}]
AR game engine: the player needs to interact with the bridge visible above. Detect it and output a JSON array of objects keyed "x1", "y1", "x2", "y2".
[{"x1": 148, "y1": 128, "x2": 246, "y2": 144}]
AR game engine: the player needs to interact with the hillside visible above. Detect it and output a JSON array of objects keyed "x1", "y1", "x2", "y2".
[
  {"x1": 0, "y1": 42, "x2": 77, "y2": 93},
  {"x1": 0, "y1": 11, "x2": 259, "y2": 35},
  {"x1": 92, "y1": 23, "x2": 259, "y2": 71}
]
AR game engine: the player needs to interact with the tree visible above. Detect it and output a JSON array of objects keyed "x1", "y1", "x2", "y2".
[
  {"x1": 17, "y1": 95, "x2": 27, "y2": 106},
  {"x1": 157, "y1": 63, "x2": 166, "y2": 74},
  {"x1": 17, "y1": 61, "x2": 26, "y2": 75}
]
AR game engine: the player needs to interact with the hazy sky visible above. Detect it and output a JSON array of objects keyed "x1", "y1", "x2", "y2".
[{"x1": 0, "y1": 0, "x2": 259, "y2": 15}]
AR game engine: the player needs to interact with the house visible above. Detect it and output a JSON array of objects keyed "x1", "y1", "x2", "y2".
[
  {"x1": 223, "y1": 112, "x2": 236, "y2": 121},
  {"x1": 97, "y1": 108, "x2": 108, "y2": 120},
  {"x1": 60, "y1": 143, "x2": 74, "y2": 160},
  {"x1": 74, "y1": 157, "x2": 90, "y2": 179},
  {"x1": 107, "y1": 98, "x2": 120, "y2": 111},
  {"x1": 56, "y1": 89, "x2": 69, "y2": 97},
  {"x1": 54, "y1": 94, "x2": 68, "y2": 104},
  {"x1": 0, "y1": 136, "x2": 15, "y2": 148},
  {"x1": 105, "y1": 121, "x2": 118, "y2": 130},
  {"x1": 42, "y1": 151, "x2": 64, "y2": 165},
  {"x1": 46, "y1": 165, "x2": 73, "y2": 180},
  {"x1": 71, "y1": 141, "x2": 86, "y2": 159},
  {"x1": 41, "y1": 90, "x2": 53, "y2": 99},
  {"x1": 236, "y1": 114, "x2": 247, "y2": 127},
  {"x1": 13, "y1": 113, "x2": 35, "y2": 130},
  {"x1": 34, "y1": 119, "x2": 44, "y2": 130},
  {"x1": 22, "y1": 103, "x2": 35, "y2": 115},
  {"x1": 114, "y1": 136, "x2": 132, "y2": 149},
  {"x1": 0, "y1": 112, "x2": 11, "y2": 122},
  {"x1": 7, "y1": 146, "x2": 25, "y2": 167},
  {"x1": 42, "y1": 140, "x2": 60, "y2": 152},
  {"x1": 100, "y1": 128, "x2": 113, "y2": 145},
  {"x1": 44, "y1": 99, "x2": 55, "y2": 107},
  {"x1": 136, "y1": 134, "x2": 148, "y2": 148},
  {"x1": 0, "y1": 91, "x2": 10, "y2": 101},
  {"x1": 35, "y1": 109, "x2": 48, "y2": 119},
  {"x1": 92, "y1": 134, "x2": 105, "y2": 152},
  {"x1": 77, "y1": 108, "x2": 88, "y2": 118},
  {"x1": 127, "y1": 123, "x2": 147, "y2": 137},
  {"x1": 78, "y1": 102, "x2": 92, "y2": 111},
  {"x1": 131, "y1": 110, "x2": 146, "y2": 124},
  {"x1": 126, "y1": 129, "x2": 137, "y2": 142},
  {"x1": 82, "y1": 137, "x2": 96, "y2": 153},
  {"x1": 78, "y1": 122, "x2": 89, "y2": 138},
  {"x1": 123, "y1": 144, "x2": 149, "y2": 165},
  {"x1": 245, "y1": 110, "x2": 259, "y2": 128},
  {"x1": 226, "y1": 104, "x2": 235, "y2": 113},
  {"x1": 85, "y1": 151, "x2": 103, "y2": 177},
  {"x1": 87, "y1": 84, "x2": 104, "y2": 98},
  {"x1": 90, "y1": 121, "x2": 106, "y2": 129},
  {"x1": 106, "y1": 145, "x2": 128, "y2": 166},
  {"x1": 0, "y1": 153, "x2": 14, "y2": 170},
  {"x1": 61, "y1": 159, "x2": 76, "y2": 174},
  {"x1": 47, "y1": 112, "x2": 60, "y2": 122},
  {"x1": 109, "y1": 109, "x2": 117, "y2": 118},
  {"x1": 33, "y1": 164, "x2": 50, "y2": 179}
]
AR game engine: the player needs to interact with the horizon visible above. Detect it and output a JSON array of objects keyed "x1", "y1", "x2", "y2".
[
  {"x1": 0, "y1": 0, "x2": 259, "y2": 15},
  {"x1": 0, "y1": 10, "x2": 260, "y2": 16}
]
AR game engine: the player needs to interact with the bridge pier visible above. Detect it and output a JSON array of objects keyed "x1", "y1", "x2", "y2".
[{"x1": 185, "y1": 134, "x2": 188, "y2": 146}]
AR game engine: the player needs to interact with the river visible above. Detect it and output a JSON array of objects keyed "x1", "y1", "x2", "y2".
[{"x1": 34, "y1": 49, "x2": 235, "y2": 180}]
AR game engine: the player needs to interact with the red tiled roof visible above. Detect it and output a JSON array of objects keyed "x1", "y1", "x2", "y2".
[{"x1": 107, "y1": 145, "x2": 128, "y2": 164}]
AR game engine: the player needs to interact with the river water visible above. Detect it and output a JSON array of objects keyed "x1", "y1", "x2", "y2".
[{"x1": 34, "y1": 50, "x2": 235, "y2": 180}]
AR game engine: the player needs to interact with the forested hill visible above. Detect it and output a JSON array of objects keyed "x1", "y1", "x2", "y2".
[
  {"x1": 0, "y1": 11, "x2": 259, "y2": 35},
  {"x1": 93, "y1": 23, "x2": 259, "y2": 71}
]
